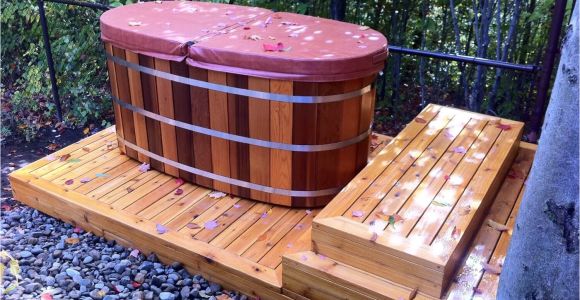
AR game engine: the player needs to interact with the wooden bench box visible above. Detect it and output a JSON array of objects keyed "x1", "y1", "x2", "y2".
[
  {"x1": 313, "y1": 104, "x2": 524, "y2": 298},
  {"x1": 100, "y1": 1, "x2": 388, "y2": 207}
]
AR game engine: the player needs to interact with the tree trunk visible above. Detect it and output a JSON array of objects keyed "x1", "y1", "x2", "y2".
[
  {"x1": 498, "y1": 3, "x2": 579, "y2": 299},
  {"x1": 419, "y1": 0, "x2": 429, "y2": 107},
  {"x1": 330, "y1": 0, "x2": 346, "y2": 21},
  {"x1": 469, "y1": 0, "x2": 494, "y2": 111}
]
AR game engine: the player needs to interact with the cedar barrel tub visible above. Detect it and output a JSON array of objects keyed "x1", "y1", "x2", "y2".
[{"x1": 100, "y1": 1, "x2": 388, "y2": 207}]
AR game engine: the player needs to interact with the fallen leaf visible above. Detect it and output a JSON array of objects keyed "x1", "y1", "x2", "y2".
[
  {"x1": 415, "y1": 117, "x2": 427, "y2": 123},
  {"x1": 458, "y1": 205, "x2": 471, "y2": 216},
  {"x1": 126, "y1": 187, "x2": 134, "y2": 193},
  {"x1": 245, "y1": 34, "x2": 263, "y2": 41},
  {"x1": 106, "y1": 141, "x2": 114, "y2": 150},
  {"x1": 432, "y1": 200, "x2": 450, "y2": 207},
  {"x1": 73, "y1": 227, "x2": 83, "y2": 233},
  {"x1": 204, "y1": 220, "x2": 218, "y2": 230},
  {"x1": 358, "y1": 25, "x2": 370, "y2": 30},
  {"x1": 208, "y1": 191, "x2": 227, "y2": 199},
  {"x1": 186, "y1": 223, "x2": 200, "y2": 229},
  {"x1": 370, "y1": 232, "x2": 379, "y2": 242},
  {"x1": 487, "y1": 219, "x2": 509, "y2": 232},
  {"x1": 67, "y1": 158, "x2": 81, "y2": 163},
  {"x1": 65, "y1": 179, "x2": 74, "y2": 185},
  {"x1": 281, "y1": 21, "x2": 297, "y2": 25},
  {"x1": 156, "y1": 224, "x2": 168, "y2": 234},
  {"x1": 451, "y1": 226, "x2": 461, "y2": 239},
  {"x1": 65, "y1": 237, "x2": 80, "y2": 245},
  {"x1": 482, "y1": 262, "x2": 502, "y2": 275},
  {"x1": 243, "y1": 26, "x2": 251, "y2": 30},
  {"x1": 452, "y1": 146, "x2": 467, "y2": 154},
  {"x1": 95, "y1": 173, "x2": 109, "y2": 178},
  {"x1": 388, "y1": 214, "x2": 404, "y2": 227},
  {"x1": 352, "y1": 210, "x2": 364, "y2": 218},
  {"x1": 83, "y1": 128, "x2": 90, "y2": 135},
  {"x1": 175, "y1": 178, "x2": 184, "y2": 185},
  {"x1": 233, "y1": 203, "x2": 241, "y2": 208},
  {"x1": 495, "y1": 123, "x2": 512, "y2": 131},
  {"x1": 46, "y1": 143, "x2": 59, "y2": 151},
  {"x1": 138, "y1": 163, "x2": 150, "y2": 173},
  {"x1": 59, "y1": 154, "x2": 71, "y2": 161},
  {"x1": 507, "y1": 169, "x2": 522, "y2": 180},
  {"x1": 444, "y1": 174, "x2": 451, "y2": 180},
  {"x1": 40, "y1": 292, "x2": 54, "y2": 300},
  {"x1": 1, "y1": 204, "x2": 12, "y2": 211},
  {"x1": 80, "y1": 177, "x2": 91, "y2": 183},
  {"x1": 130, "y1": 249, "x2": 140, "y2": 257},
  {"x1": 174, "y1": 188, "x2": 184, "y2": 196},
  {"x1": 305, "y1": 209, "x2": 312, "y2": 215},
  {"x1": 286, "y1": 243, "x2": 293, "y2": 248},
  {"x1": 82, "y1": 147, "x2": 91, "y2": 152},
  {"x1": 300, "y1": 254, "x2": 308, "y2": 261},
  {"x1": 263, "y1": 16, "x2": 272, "y2": 28},
  {"x1": 132, "y1": 281, "x2": 141, "y2": 288},
  {"x1": 128, "y1": 21, "x2": 142, "y2": 26},
  {"x1": 260, "y1": 212, "x2": 268, "y2": 219},
  {"x1": 263, "y1": 42, "x2": 289, "y2": 52}
]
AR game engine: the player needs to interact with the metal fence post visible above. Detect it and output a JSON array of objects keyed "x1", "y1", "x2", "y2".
[{"x1": 38, "y1": 0, "x2": 63, "y2": 122}]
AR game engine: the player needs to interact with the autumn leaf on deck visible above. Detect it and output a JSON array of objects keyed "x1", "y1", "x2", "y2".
[
  {"x1": 80, "y1": 178, "x2": 91, "y2": 183},
  {"x1": 208, "y1": 191, "x2": 227, "y2": 199},
  {"x1": 487, "y1": 219, "x2": 510, "y2": 232},
  {"x1": 155, "y1": 224, "x2": 168, "y2": 234},
  {"x1": 174, "y1": 188, "x2": 184, "y2": 196},
  {"x1": 495, "y1": 123, "x2": 512, "y2": 131},
  {"x1": 452, "y1": 146, "x2": 467, "y2": 154},
  {"x1": 82, "y1": 147, "x2": 91, "y2": 152},
  {"x1": 263, "y1": 42, "x2": 290, "y2": 52},
  {"x1": 352, "y1": 210, "x2": 364, "y2": 218},
  {"x1": 482, "y1": 262, "x2": 502, "y2": 275},
  {"x1": 138, "y1": 163, "x2": 150, "y2": 173},
  {"x1": 305, "y1": 209, "x2": 312, "y2": 215},
  {"x1": 451, "y1": 226, "x2": 461, "y2": 239},
  {"x1": 59, "y1": 154, "x2": 71, "y2": 161},
  {"x1": 458, "y1": 205, "x2": 472, "y2": 216},
  {"x1": 204, "y1": 220, "x2": 218, "y2": 230},
  {"x1": 244, "y1": 34, "x2": 263, "y2": 41},
  {"x1": 414, "y1": 117, "x2": 427, "y2": 123},
  {"x1": 186, "y1": 223, "x2": 200, "y2": 229},
  {"x1": 175, "y1": 178, "x2": 184, "y2": 185},
  {"x1": 233, "y1": 203, "x2": 241, "y2": 208},
  {"x1": 370, "y1": 232, "x2": 379, "y2": 242},
  {"x1": 388, "y1": 214, "x2": 404, "y2": 227},
  {"x1": 64, "y1": 179, "x2": 74, "y2": 185},
  {"x1": 432, "y1": 199, "x2": 451, "y2": 207}
]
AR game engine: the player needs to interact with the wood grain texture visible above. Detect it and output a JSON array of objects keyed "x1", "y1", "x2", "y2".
[
  {"x1": 138, "y1": 54, "x2": 164, "y2": 171},
  {"x1": 248, "y1": 77, "x2": 271, "y2": 202},
  {"x1": 125, "y1": 50, "x2": 149, "y2": 163},
  {"x1": 269, "y1": 80, "x2": 293, "y2": 206},
  {"x1": 189, "y1": 66, "x2": 213, "y2": 188},
  {"x1": 208, "y1": 70, "x2": 231, "y2": 193},
  {"x1": 171, "y1": 61, "x2": 194, "y2": 182},
  {"x1": 154, "y1": 58, "x2": 179, "y2": 177},
  {"x1": 227, "y1": 74, "x2": 251, "y2": 198},
  {"x1": 104, "y1": 44, "x2": 124, "y2": 154}
]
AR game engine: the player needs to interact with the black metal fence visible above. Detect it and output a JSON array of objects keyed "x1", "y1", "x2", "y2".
[{"x1": 36, "y1": 0, "x2": 566, "y2": 136}]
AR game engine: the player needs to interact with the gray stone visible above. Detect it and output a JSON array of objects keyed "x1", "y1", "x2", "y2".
[
  {"x1": 19, "y1": 250, "x2": 33, "y2": 258},
  {"x1": 180, "y1": 286, "x2": 190, "y2": 298},
  {"x1": 159, "y1": 292, "x2": 175, "y2": 300},
  {"x1": 134, "y1": 272, "x2": 146, "y2": 284},
  {"x1": 83, "y1": 256, "x2": 93, "y2": 264},
  {"x1": 68, "y1": 290, "x2": 81, "y2": 299}
]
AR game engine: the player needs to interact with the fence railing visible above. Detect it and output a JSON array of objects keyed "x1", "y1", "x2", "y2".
[{"x1": 36, "y1": 0, "x2": 566, "y2": 137}]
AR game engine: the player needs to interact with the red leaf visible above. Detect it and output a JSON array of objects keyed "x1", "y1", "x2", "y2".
[
  {"x1": 65, "y1": 179, "x2": 74, "y2": 185},
  {"x1": 155, "y1": 224, "x2": 168, "y2": 234},
  {"x1": 451, "y1": 226, "x2": 461, "y2": 239},
  {"x1": 263, "y1": 42, "x2": 288, "y2": 52},
  {"x1": 495, "y1": 123, "x2": 512, "y2": 131},
  {"x1": 175, "y1": 178, "x2": 184, "y2": 185},
  {"x1": 40, "y1": 292, "x2": 54, "y2": 300},
  {"x1": 174, "y1": 188, "x2": 184, "y2": 196},
  {"x1": 132, "y1": 281, "x2": 141, "y2": 288},
  {"x1": 73, "y1": 227, "x2": 83, "y2": 233},
  {"x1": 507, "y1": 169, "x2": 522, "y2": 180},
  {"x1": 415, "y1": 117, "x2": 427, "y2": 123},
  {"x1": 186, "y1": 223, "x2": 200, "y2": 229},
  {"x1": 60, "y1": 154, "x2": 71, "y2": 161},
  {"x1": 444, "y1": 174, "x2": 451, "y2": 180},
  {"x1": 243, "y1": 26, "x2": 251, "y2": 30},
  {"x1": 370, "y1": 232, "x2": 378, "y2": 242},
  {"x1": 1, "y1": 204, "x2": 12, "y2": 211}
]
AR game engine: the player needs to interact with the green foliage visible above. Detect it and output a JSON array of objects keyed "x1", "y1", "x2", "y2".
[
  {"x1": 2, "y1": 0, "x2": 112, "y2": 141},
  {"x1": 1, "y1": 0, "x2": 568, "y2": 140},
  {"x1": 0, "y1": 251, "x2": 22, "y2": 295}
]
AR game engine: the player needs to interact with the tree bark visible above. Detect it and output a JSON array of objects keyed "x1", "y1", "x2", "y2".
[
  {"x1": 498, "y1": 2, "x2": 579, "y2": 299},
  {"x1": 330, "y1": 0, "x2": 346, "y2": 21}
]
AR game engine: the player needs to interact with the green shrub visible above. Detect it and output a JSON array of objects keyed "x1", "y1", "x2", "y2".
[{"x1": 1, "y1": 0, "x2": 113, "y2": 141}]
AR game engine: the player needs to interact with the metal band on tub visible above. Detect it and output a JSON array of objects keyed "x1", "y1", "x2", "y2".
[
  {"x1": 112, "y1": 95, "x2": 372, "y2": 152},
  {"x1": 117, "y1": 137, "x2": 342, "y2": 197},
  {"x1": 106, "y1": 53, "x2": 373, "y2": 104}
]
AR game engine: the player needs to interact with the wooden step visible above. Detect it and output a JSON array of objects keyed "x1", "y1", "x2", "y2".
[
  {"x1": 312, "y1": 104, "x2": 524, "y2": 298},
  {"x1": 282, "y1": 251, "x2": 422, "y2": 300}
]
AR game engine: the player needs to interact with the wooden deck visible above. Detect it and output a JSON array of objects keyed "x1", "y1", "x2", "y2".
[{"x1": 9, "y1": 107, "x2": 535, "y2": 299}]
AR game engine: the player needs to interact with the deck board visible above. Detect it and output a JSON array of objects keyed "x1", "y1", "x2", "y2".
[{"x1": 9, "y1": 121, "x2": 533, "y2": 299}]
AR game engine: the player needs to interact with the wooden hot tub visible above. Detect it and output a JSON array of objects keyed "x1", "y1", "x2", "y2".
[{"x1": 100, "y1": 1, "x2": 388, "y2": 207}]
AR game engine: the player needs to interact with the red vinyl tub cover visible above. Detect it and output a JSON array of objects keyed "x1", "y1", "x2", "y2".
[{"x1": 100, "y1": 1, "x2": 388, "y2": 81}]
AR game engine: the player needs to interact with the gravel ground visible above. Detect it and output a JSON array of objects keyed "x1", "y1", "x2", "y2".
[{"x1": 1, "y1": 128, "x2": 245, "y2": 300}]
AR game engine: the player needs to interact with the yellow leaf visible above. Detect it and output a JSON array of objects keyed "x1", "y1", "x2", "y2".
[
  {"x1": 9, "y1": 259, "x2": 21, "y2": 279},
  {"x1": 83, "y1": 128, "x2": 90, "y2": 135},
  {"x1": 65, "y1": 237, "x2": 80, "y2": 245}
]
